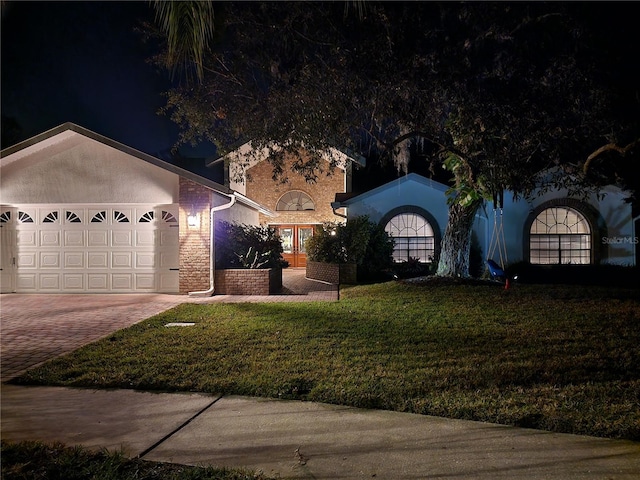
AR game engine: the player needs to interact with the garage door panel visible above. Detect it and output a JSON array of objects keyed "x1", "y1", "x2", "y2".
[
  {"x1": 88, "y1": 230, "x2": 108, "y2": 247},
  {"x1": 88, "y1": 252, "x2": 109, "y2": 268},
  {"x1": 39, "y1": 274, "x2": 60, "y2": 290},
  {"x1": 40, "y1": 231, "x2": 60, "y2": 247},
  {"x1": 17, "y1": 274, "x2": 37, "y2": 290},
  {"x1": 88, "y1": 274, "x2": 108, "y2": 290},
  {"x1": 63, "y1": 274, "x2": 84, "y2": 290},
  {"x1": 159, "y1": 251, "x2": 179, "y2": 268},
  {"x1": 16, "y1": 230, "x2": 37, "y2": 247},
  {"x1": 112, "y1": 274, "x2": 133, "y2": 289},
  {"x1": 39, "y1": 252, "x2": 60, "y2": 268},
  {"x1": 112, "y1": 251, "x2": 132, "y2": 268},
  {"x1": 159, "y1": 272, "x2": 179, "y2": 291},
  {"x1": 6, "y1": 204, "x2": 179, "y2": 293},
  {"x1": 112, "y1": 230, "x2": 133, "y2": 247},
  {"x1": 135, "y1": 274, "x2": 155, "y2": 290},
  {"x1": 159, "y1": 229, "x2": 179, "y2": 247},
  {"x1": 64, "y1": 230, "x2": 85, "y2": 247},
  {"x1": 64, "y1": 252, "x2": 84, "y2": 268},
  {"x1": 135, "y1": 252, "x2": 155, "y2": 268},
  {"x1": 17, "y1": 252, "x2": 37, "y2": 268},
  {"x1": 136, "y1": 230, "x2": 156, "y2": 247}
]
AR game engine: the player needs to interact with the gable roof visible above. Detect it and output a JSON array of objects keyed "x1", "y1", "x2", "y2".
[
  {"x1": 333, "y1": 173, "x2": 449, "y2": 207},
  {"x1": 1, "y1": 122, "x2": 234, "y2": 195},
  {"x1": 205, "y1": 140, "x2": 367, "y2": 170}
]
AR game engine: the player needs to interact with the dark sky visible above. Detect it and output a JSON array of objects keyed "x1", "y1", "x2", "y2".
[
  {"x1": 2, "y1": 1, "x2": 638, "y2": 193},
  {"x1": 1, "y1": 1, "x2": 214, "y2": 157}
]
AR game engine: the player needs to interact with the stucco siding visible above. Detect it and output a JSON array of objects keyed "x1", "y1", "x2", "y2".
[{"x1": 1, "y1": 136, "x2": 179, "y2": 204}]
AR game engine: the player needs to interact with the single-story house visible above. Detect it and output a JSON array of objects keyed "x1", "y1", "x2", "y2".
[
  {"x1": 333, "y1": 173, "x2": 638, "y2": 268},
  {"x1": 0, "y1": 123, "x2": 273, "y2": 294}
]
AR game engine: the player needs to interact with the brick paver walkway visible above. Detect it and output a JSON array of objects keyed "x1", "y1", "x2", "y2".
[{"x1": 0, "y1": 269, "x2": 337, "y2": 381}]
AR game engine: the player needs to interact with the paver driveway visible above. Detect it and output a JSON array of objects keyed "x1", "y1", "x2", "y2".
[{"x1": 0, "y1": 293, "x2": 186, "y2": 381}]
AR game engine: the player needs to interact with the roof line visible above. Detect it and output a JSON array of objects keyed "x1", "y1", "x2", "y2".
[
  {"x1": 205, "y1": 139, "x2": 366, "y2": 168},
  {"x1": 1, "y1": 122, "x2": 234, "y2": 195}
]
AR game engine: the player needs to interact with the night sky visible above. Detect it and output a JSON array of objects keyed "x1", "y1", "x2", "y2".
[
  {"x1": 1, "y1": 1, "x2": 214, "y2": 157},
  {"x1": 2, "y1": 2, "x2": 638, "y2": 193}
]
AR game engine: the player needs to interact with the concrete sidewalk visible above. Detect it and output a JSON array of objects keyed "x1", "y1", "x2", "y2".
[{"x1": 2, "y1": 384, "x2": 639, "y2": 479}]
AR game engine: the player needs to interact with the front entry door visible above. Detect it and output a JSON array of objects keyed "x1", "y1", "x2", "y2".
[{"x1": 276, "y1": 225, "x2": 315, "y2": 267}]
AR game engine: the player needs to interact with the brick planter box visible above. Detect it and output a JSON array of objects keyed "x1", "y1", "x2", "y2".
[
  {"x1": 306, "y1": 261, "x2": 357, "y2": 285},
  {"x1": 214, "y1": 268, "x2": 282, "y2": 295}
]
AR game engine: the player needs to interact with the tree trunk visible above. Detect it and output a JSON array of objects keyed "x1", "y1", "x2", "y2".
[{"x1": 436, "y1": 200, "x2": 482, "y2": 278}]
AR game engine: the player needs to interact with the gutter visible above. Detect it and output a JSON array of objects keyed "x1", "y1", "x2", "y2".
[
  {"x1": 331, "y1": 201, "x2": 347, "y2": 219},
  {"x1": 188, "y1": 193, "x2": 237, "y2": 297}
]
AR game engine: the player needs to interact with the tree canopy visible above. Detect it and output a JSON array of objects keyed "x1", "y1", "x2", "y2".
[{"x1": 149, "y1": 1, "x2": 639, "y2": 276}]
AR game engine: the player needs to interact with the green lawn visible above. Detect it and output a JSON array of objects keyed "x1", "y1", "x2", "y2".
[
  {"x1": 1, "y1": 440, "x2": 273, "y2": 480},
  {"x1": 11, "y1": 281, "x2": 640, "y2": 440}
]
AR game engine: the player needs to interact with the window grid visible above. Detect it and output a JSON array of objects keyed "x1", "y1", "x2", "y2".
[
  {"x1": 530, "y1": 207, "x2": 591, "y2": 264},
  {"x1": 276, "y1": 191, "x2": 315, "y2": 211},
  {"x1": 385, "y1": 213, "x2": 435, "y2": 263}
]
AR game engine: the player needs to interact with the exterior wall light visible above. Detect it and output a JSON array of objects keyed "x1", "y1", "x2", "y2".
[{"x1": 187, "y1": 213, "x2": 200, "y2": 227}]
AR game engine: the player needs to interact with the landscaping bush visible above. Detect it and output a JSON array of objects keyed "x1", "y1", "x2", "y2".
[
  {"x1": 306, "y1": 216, "x2": 394, "y2": 280},
  {"x1": 215, "y1": 221, "x2": 288, "y2": 269}
]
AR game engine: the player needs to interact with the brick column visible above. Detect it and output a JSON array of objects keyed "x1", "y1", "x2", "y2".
[{"x1": 179, "y1": 178, "x2": 212, "y2": 294}]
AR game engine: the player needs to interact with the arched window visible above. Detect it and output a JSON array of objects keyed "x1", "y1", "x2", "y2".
[
  {"x1": 384, "y1": 212, "x2": 436, "y2": 263},
  {"x1": 529, "y1": 206, "x2": 591, "y2": 264},
  {"x1": 276, "y1": 191, "x2": 315, "y2": 211}
]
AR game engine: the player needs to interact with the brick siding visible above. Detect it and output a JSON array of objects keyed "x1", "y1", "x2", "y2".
[
  {"x1": 245, "y1": 152, "x2": 347, "y2": 226},
  {"x1": 178, "y1": 177, "x2": 212, "y2": 294},
  {"x1": 214, "y1": 268, "x2": 282, "y2": 295},
  {"x1": 306, "y1": 261, "x2": 356, "y2": 285}
]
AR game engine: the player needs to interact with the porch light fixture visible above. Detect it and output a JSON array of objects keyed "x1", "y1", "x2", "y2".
[{"x1": 187, "y1": 212, "x2": 200, "y2": 227}]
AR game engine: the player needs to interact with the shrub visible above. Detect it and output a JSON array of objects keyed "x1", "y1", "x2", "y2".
[
  {"x1": 306, "y1": 216, "x2": 394, "y2": 280},
  {"x1": 215, "y1": 221, "x2": 288, "y2": 269}
]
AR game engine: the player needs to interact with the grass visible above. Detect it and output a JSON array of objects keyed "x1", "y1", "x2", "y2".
[
  {"x1": 0, "y1": 440, "x2": 274, "y2": 480},
  {"x1": 10, "y1": 281, "x2": 640, "y2": 441}
]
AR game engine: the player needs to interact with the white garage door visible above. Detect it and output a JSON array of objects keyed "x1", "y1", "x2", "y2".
[{"x1": 0, "y1": 204, "x2": 179, "y2": 293}]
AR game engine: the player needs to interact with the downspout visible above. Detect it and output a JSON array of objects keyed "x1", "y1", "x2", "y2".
[
  {"x1": 331, "y1": 202, "x2": 347, "y2": 219},
  {"x1": 189, "y1": 193, "x2": 236, "y2": 297}
]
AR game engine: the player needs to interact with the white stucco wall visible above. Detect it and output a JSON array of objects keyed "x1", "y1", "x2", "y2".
[
  {"x1": 344, "y1": 174, "x2": 450, "y2": 238},
  {"x1": 1, "y1": 134, "x2": 179, "y2": 204},
  {"x1": 212, "y1": 192, "x2": 261, "y2": 225},
  {"x1": 343, "y1": 173, "x2": 636, "y2": 266}
]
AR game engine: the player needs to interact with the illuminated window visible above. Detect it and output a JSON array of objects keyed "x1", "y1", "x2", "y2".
[
  {"x1": 276, "y1": 191, "x2": 315, "y2": 211},
  {"x1": 385, "y1": 213, "x2": 435, "y2": 263},
  {"x1": 529, "y1": 207, "x2": 591, "y2": 264}
]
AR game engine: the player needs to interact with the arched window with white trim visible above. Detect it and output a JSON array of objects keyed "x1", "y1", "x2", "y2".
[
  {"x1": 529, "y1": 206, "x2": 591, "y2": 264},
  {"x1": 384, "y1": 212, "x2": 436, "y2": 263},
  {"x1": 276, "y1": 191, "x2": 315, "y2": 211}
]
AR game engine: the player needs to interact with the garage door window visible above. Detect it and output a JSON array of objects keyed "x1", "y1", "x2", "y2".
[{"x1": 43, "y1": 211, "x2": 59, "y2": 223}]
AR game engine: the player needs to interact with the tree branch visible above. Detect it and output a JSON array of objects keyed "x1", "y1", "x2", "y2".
[{"x1": 583, "y1": 138, "x2": 640, "y2": 174}]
